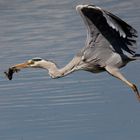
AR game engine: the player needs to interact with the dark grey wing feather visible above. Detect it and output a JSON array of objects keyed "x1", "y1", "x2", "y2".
[
  {"x1": 76, "y1": 5, "x2": 138, "y2": 55},
  {"x1": 104, "y1": 10, "x2": 138, "y2": 54}
]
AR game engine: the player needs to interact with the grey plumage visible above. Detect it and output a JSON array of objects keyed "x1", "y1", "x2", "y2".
[{"x1": 76, "y1": 4, "x2": 138, "y2": 70}]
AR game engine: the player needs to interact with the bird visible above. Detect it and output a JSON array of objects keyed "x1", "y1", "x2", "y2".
[{"x1": 5, "y1": 4, "x2": 140, "y2": 101}]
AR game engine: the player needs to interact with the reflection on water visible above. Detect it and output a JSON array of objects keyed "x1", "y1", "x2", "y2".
[{"x1": 0, "y1": 0, "x2": 140, "y2": 140}]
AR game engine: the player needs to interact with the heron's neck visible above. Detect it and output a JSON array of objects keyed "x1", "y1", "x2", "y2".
[
  {"x1": 47, "y1": 62, "x2": 61, "y2": 78},
  {"x1": 41, "y1": 57, "x2": 81, "y2": 78}
]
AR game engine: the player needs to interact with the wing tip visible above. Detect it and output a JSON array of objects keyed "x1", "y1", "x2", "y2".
[
  {"x1": 76, "y1": 4, "x2": 101, "y2": 11},
  {"x1": 76, "y1": 5, "x2": 86, "y2": 11}
]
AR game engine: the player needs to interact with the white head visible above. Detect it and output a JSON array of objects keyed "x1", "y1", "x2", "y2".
[
  {"x1": 7, "y1": 57, "x2": 61, "y2": 79},
  {"x1": 27, "y1": 57, "x2": 45, "y2": 68},
  {"x1": 10, "y1": 57, "x2": 56, "y2": 71}
]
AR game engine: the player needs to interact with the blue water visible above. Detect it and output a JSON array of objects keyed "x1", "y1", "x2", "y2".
[{"x1": 0, "y1": 0, "x2": 140, "y2": 140}]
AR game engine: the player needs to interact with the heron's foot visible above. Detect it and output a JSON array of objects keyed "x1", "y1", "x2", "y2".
[
  {"x1": 136, "y1": 94, "x2": 140, "y2": 102},
  {"x1": 132, "y1": 84, "x2": 140, "y2": 102}
]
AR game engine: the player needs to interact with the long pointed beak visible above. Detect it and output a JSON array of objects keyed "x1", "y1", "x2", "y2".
[
  {"x1": 4, "y1": 61, "x2": 31, "y2": 80},
  {"x1": 12, "y1": 61, "x2": 30, "y2": 69}
]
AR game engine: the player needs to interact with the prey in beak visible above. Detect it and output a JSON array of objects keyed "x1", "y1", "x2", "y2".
[{"x1": 4, "y1": 61, "x2": 31, "y2": 80}]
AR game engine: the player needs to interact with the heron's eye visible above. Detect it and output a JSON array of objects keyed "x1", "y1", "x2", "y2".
[{"x1": 28, "y1": 60, "x2": 35, "y2": 65}]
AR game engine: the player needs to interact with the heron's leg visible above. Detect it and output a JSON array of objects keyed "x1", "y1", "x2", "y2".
[{"x1": 105, "y1": 66, "x2": 140, "y2": 101}]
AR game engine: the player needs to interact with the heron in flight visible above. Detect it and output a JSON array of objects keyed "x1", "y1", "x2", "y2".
[{"x1": 5, "y1": 4, "x2": 140, "y2": 100}]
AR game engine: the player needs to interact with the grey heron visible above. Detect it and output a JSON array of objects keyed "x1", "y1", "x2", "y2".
[{"x1": 5, "y1": 4, "x2": 140, "y2": 101}]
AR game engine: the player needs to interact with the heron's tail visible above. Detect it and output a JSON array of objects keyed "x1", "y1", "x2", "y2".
[{"x1": 132, "y1": 54, "x2": 140, "y2": 60}]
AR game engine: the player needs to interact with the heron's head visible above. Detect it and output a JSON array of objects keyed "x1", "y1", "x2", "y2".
[
  {"x1": 9, "y1": 57, "x2": 45, "y2": 69},
  {"x1": 27, "y1": 57, "x2": 45, "y2": 68},
  {"x1": 8, "y1": 57, "x2": 55, "y2": 71},
  {"x1": 27, "y1": 57, "x2": 56, "y2": 69},
  {"x1": 4, "y1": 57, "x2": 57, "y2": 80},
  {"x1": 14, "y1": 56, "x2": 43, "y2": 68}
]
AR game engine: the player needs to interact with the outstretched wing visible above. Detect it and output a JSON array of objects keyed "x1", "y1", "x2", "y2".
[{"x1": 76, "y1": 4, "x2": 138, "y2": 55}]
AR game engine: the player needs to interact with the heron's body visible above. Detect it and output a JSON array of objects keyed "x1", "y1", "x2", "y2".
[
  {"x1": 5, "y1": 4, "x2": 140, "y2": 101},
  {"x1": 76, "y1": 46, "x2": 128, "y2": 73}
]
